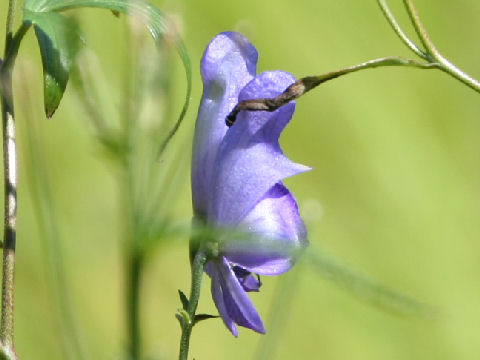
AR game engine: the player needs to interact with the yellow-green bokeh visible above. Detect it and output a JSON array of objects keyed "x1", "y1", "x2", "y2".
[{"x1": 1, "y1": 0, "x2": 480, "y2": 359}]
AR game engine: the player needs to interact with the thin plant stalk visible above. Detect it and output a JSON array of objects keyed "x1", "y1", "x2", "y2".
[
  {"x1": 126, "y1": 241, "x2": 142, "y2": 360},
  {"x1": 73, "y1": 31, "x2": 168, "y2": 359},
  {"x1": 123, "y1": 161, "x2": 143, "y2": 360},
  {"x1": 377, "y1": 0, "x2": 427, "y2": 59},
  {"x1": 178, "y1": 247, "x2": 207, "y2": 360},
  {"x1": 0, "y1": 76, "x2": 16, "y2": 360},
  {"x1": 377, "y1": 0, "x2": 480, "y2": 92},
  {"x1": 402, "y1": 0, "x2": 480, "y2": 92},
  {"x1": 0, "y1": 0, "x2": 20, "y2": 357},
  {"x1": 122, "y1": 88, "x2": 143, "y2": 360},
  {"x1": 226, "y1": 56, "x2": 437, "y2": 126},
  {"x1": 123, "y1": 21, "x2": 147, "y2": 358}
]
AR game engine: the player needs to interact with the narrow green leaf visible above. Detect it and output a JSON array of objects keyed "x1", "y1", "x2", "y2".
[
  {"x1": 25, "y1": 0, "x2": 192, "y2": 148},
  {"x1": 178, "y1": 289, "x2": 189, "y2": 310},
  {"x1": 193, "y1": 314, "x2": 219, "y2": 325},
  {"x1": 23, "y1": 10, "x2": 83, "y2": 117}
]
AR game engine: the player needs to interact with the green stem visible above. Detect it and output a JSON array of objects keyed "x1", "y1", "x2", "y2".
[
  {"x1": 5, "y1": 0, "x2": 16, "y2": 48},
  {"x1": 0, "y1": 0, "x2": 21, "y2": 357},
  {"x1": 376, "y1": 0, "x2": 428, "y2": 59},
  {"x1": 178, "y1": 248, "x2": 207, "y2": 360},
  {"x1": 375, "y1": 0, "x2": 480, "y2": 93},
  {"x1": 127, "y1": 248, "x2": 142, "y2": 360},
  {"x1": 402, "y1": 0, "x2": 436, "y2": 58},
  {"x1": 1, "y1": 20, "x2": 29, "y2": 79},
  {"x1": 402, "y1": 0, "x2": 480, "y2": 92},
  {"x1": 0, "y1": 57, "x2": 16, "y2": 360},
  {"x1": 121, "y1": 156, "x2": 143, "y2": 360},
  {"x1": 121, "y1": 23, "x2": 143, "y2": 359}
]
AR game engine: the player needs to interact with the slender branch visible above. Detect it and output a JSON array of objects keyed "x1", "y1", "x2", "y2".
[
  {"x1": 0, "y1": 65, "x2": 17, "y2": 360},
  {"x1": 0, "y1": 86, "x2": 17, "y2": 356},
  {"x1": 178, "y1": 247, "x2": 207, "y2": 360},
  {"x1": 5, "y1": 0, "x2": 16, "y2": 49},
  {"x1": 376, "y1": 0, "x2": 428, "y2": 59},
  {"x1": 402, "y1": 0, "x2": 436, "y2": 57},
  {"x1": 2, "y1": 25, "x2": 29, "y2": 74},
  {"x1": 226, "y1": 56, "x2": 437, "y2": 126},
  {"x1": 0, "y1": 24, "x2": 30, "y2": 105},
  {"x1": 402, "y1": 0, "x2": 480, "y2": 92},
  {"x1": 0, "y1": 0, "x2": 21, "y2": 357}
]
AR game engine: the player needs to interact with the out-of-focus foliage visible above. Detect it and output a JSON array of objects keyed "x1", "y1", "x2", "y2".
[{"x1": 1, "y1": 0, "x2": 480, "y2": 359}]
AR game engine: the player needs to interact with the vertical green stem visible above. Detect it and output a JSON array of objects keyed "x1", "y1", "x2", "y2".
[
  {"x1": 122, "y1": 22, "x2": 142, "y2": 358},
  {"x1": 0, "y1": 0, "x2": 19, "y2": 358},
  {"x1": 178, "y1": 248, "x2": 207, "y2": 360},
  {"x1": 122, "y1": 158, "x2": 142, "y2": 360},
  {"x1": 127, "y1": 249, "x2": 141, "y2": 360},
  {"x1": 0, "y1": 73, "x2": 16, "y2": 360},
  {"x1": 5, "y1": 0, "x2": 16, "y2": 48}
]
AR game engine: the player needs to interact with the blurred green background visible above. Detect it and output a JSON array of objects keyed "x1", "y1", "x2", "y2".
[{"x1": 1, "y1": 0, "x2": 480, "y2": 359}]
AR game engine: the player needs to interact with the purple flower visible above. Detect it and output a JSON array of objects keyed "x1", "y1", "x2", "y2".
[{"x1": 191, "y1": 32, "x2": 310, "y2": 337}]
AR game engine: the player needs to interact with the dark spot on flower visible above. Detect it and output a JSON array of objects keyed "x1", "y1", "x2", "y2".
[{"x1": 232, "y1": 265, "x2": 262, "y2": 292}]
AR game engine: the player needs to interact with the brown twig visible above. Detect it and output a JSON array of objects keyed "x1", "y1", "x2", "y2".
[{"x1": 226, "y1": 56, "x2": 438, "y2": 127}]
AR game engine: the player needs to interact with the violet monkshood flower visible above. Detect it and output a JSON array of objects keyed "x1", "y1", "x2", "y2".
[{"x1": 191, "y1": 31, "x2": 310, "y2": 337}]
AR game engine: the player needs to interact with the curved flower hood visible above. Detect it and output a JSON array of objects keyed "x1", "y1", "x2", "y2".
[{"x1": 191, "y1": 32, "x2": 310, "y2": 337}]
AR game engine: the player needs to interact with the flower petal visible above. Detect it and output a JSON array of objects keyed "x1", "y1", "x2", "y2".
[
  {"x1": 209, "y1": 262, "x2": 238, "y2": 337},
  {"x1": 210, "y1": 71, "x2": 311, "y2": 225},
  {"x1": 223, "y1": 183, "x2": 308, "y2": 275},
  {"x1": 192, "y1": 32, "x2": 258, "y2": 216},
  {"x1": 216, "y1": 257, "x2": 265, "y2": 334}
]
